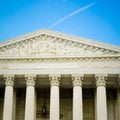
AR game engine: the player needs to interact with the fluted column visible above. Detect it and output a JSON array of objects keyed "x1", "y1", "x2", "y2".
[
  {"x1": 24, "y1": 74, "x2": 36, "y2": 120},
  {"x1": 49, "y1": 74, "x2": 61, "y2": 120},
  {"x1": 72, "y1": 74, "x2": 84, "y2": 120},
  {"x1": 95, "y1": 74, "x2": 107, "y2": 120},
  {"x1": 3, "y1": 74, "x2": 15, "y2": 120}
]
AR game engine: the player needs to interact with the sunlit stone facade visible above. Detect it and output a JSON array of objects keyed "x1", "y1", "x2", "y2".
[{"x1": 0, "y1": 29, "x2": 120, "y2": 120}]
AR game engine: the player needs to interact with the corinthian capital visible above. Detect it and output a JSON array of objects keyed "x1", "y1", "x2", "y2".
[
  {"x1": 4, "y1": 74, "x2": 15, "y2": 86},
  {"x1": 49, "y1": 74, "x2": 61, "y2": 86},
  {"x1": 25, "y1": 74, "x2": 37, "y2": 86},
  {"x1": 72, "y1": 74, "x2": 84, "y2": 87},
  {"x1": 95, "y1": 74, "x2": 108, "y2": 87}
]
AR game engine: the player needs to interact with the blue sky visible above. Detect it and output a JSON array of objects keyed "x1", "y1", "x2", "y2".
[{"x1": 0, "y1": 0, "x2": 120, "y2": 46}]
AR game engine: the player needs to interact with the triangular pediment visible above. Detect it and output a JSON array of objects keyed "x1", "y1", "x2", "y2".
[{"x1": 0, "y1": 29, "x2": 120, "y2": 58}]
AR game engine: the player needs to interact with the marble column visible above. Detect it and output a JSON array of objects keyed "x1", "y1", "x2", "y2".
[
  {"x1": 3, "y1": 74, "x2": 15, "y2": 120},
  {"x1": 95, "y1": 74, "x2": 108, "y2": 120},
  {"x1": 49, "y1": 74, "x2": 61, "y2": 120},
  {"x1": 72, "y1": 74, "x2": 84, "y2": 120},
  {"x1": 24, "y1": 74, "x2": 36, "y2": 120}
]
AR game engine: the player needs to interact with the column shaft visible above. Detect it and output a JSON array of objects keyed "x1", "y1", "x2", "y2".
[
  {"x1": 97, "y1": 86, "x2": 107, "y2": 120},
  {"x1": 3, "y1": 75, "x2": 15, "y2": 120},
  {"x1": 25, "y1": 86, "x2": 35, "y2": 120},
  {"x1": 96, "y1": 74, "x2": 107, "y2": 120},
  {"x1": 3, "y1": 86, "x2": 14, "y2": 120},
  {"x1": 49, "y1": 74, "x2": 61, "y2": 120},
  {"x1": 24, "y1": 74, "x2": 36, "y2": 120},
  {"x1": 50, "y1": 86, "x2": 59, "y2": 120},
  {"x1": 72, "y1": 74, "x2": 83, "y2": 120},
  {"x1": 73, "y1": 86, "x2": 83, "y2": 120}
]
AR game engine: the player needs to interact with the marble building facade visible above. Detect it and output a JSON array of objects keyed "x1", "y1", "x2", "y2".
[{"x1": 0, "y1": 29, "x2": 120, "y2": 120}]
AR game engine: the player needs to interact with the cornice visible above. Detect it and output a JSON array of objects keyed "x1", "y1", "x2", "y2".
[
  {"x1": 0, "y1": 55, "x2": 119, "y2": 63},
  {"x1": 2, "y1": 52, "x2": 120, "y2": 57},
  {"x1": 0, "y1": 53, "x2": 120, "y2": 59}
]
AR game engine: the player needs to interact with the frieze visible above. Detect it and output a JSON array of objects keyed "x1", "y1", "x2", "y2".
[
  {"x1": 0, "y1": 57, "x2": 120, "y2": 70},
  {"x1": 0, "y1": 64, "x2": 9, "y2": 69}
]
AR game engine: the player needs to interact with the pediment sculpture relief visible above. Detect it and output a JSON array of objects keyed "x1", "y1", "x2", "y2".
[{"x1": 0, "y1": 35, "x2": 118, "y2": 56}]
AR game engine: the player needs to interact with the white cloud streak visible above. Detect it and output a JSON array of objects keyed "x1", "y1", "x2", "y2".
[{"x1": 48, "y1": 2, "x2": 96, "y2": 29}]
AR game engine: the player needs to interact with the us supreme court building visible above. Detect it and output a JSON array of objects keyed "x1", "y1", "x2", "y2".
[{"x1": 0, "y1": 29, "x2": 120, "y2": 120}]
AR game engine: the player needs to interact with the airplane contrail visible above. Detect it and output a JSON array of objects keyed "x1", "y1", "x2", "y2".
[{"x1": 48, "y1": 2, "x2": 96, "y2": 29}]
